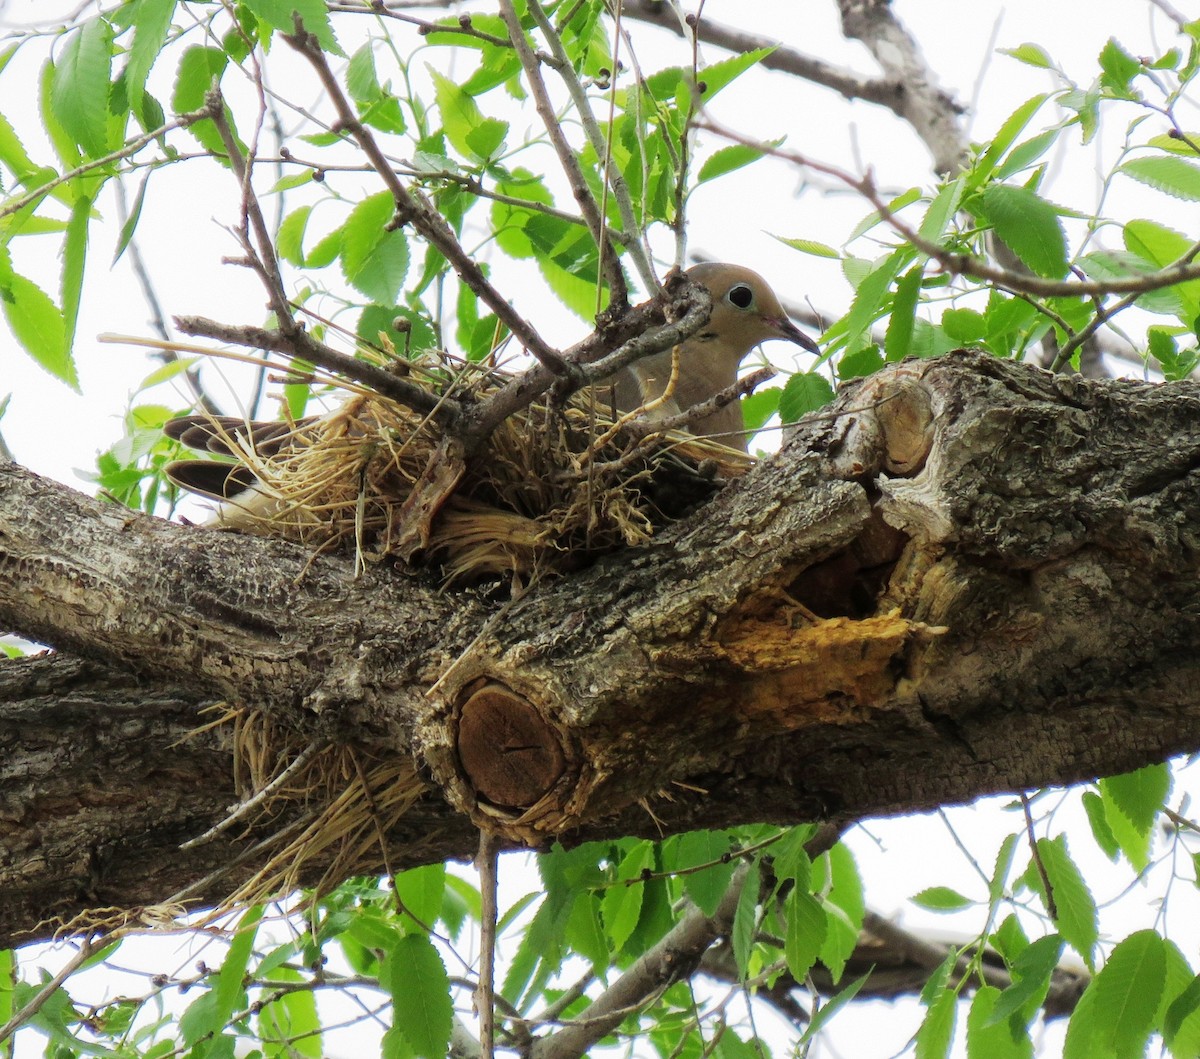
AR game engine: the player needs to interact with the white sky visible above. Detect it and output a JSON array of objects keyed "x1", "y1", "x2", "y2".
[{"x1": 3, "y1": 2, "x2": 1199, "y2": 1057}]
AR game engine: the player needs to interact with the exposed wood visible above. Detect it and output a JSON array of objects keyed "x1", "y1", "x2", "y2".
[{"x1": 3, "y1": 351, "x2": 1200, "y2": 946}]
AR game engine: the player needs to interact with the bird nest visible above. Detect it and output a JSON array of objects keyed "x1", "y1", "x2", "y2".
[{"x1": 181, "y1": 353, "x2": 752, "y2": 591}]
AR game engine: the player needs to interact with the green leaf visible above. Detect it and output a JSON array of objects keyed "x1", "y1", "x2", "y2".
[
  {"x1": 51, "y1": 17, "x2": 114, "y2": 158},
  {"x1": 1081, "y1": 790, "x2": 1120, "y2": 861},
  {"x1": 671, "y1": 830, "x2": 735, "y2": 917},
  {"x1": 778, "y1": 372, "x2": 834, "y2": 422},
  {"x1": 978, "y1": 184, "x2": 1068, "y2": 279},
  {"x1": 565, "y1": 891, "x2": 608, "y2": 971},
  {"x1": 257, "y1": 965, "x2": 321, "y2": 1058},
  {"x1": 1099, "y1": 37, "x2": 1142, "y2": 95},
  {"x1": 942, "y1": 307, "x2": 986, "y2": 343},
  {"x1": 61, "y1": 193, "x2": 91, "y2": 356},
  {"x1": 912, "y1": 886, "x2": 972, "y2": 912},
  {"x1": 915, "y1": 987, "x2": 957, "y2": 1059},
  {"x1": 841, "y1": 250, "x2": 908, "y2": 353},
  {"x1": 885, "y1": 265, "x2": 922, "y2": 360},
  {"x1": 918, "y1": 177, "x2": 965, "y2": 243},
  {"x1": 695, "y1": 47, "x2": 775, "y2": 99},
  {"x1": 773, "y1": 234, "x2": 840, "y2": 259},
  {"x1": 394, "y1": 863, "x2": 446, "y2": 930},
  {"x1": 215, "y1": 905, "x2": 263, "y2": 1022},
  {"x1": 784, "y1": 890, "x2": 826, "y2": 982},
  {"x1": 0, "y1": 109, "x2": 42, "y2": 184},
  {"x1": 0, "y1": 266, "x2": 74, "y2": 389},
  {"x1": 341, "y1": 192, "x2": 409, "y2": 304},
  {"x1": 1165, "y1": 975, "x2": 1200, "y2": 1055},
  {"x1": 464, "y1": 117, "x2": 509, "y2": 160},
  {"x1": 698, "y1": 143, "x2": 766, "y2": 183},
  {"x1": 1033, "y1": 836, "x2": 1098, "y2": 969},
  {"x1": 113, "y1": 171, "x2": 149, "y2": 264},
  {"x1": 1099, "y1": 762, "x2": 1170, "y2": 872},
  {"x1": 741, "y1": 386, "x2": 781, "y2": 434},
  {"x1": 172, "y1": 45, "x2": 233, "y2": 161},
  {"x1": 966, "y1": 986, "x2": 1032, "y2": 1058},
  {"x1": 277, "y1": 204, "x2": 312, "y2": 266},
  {"x1": 971, "y1": 95, "x2": 1048, "y2": 189},
  {"x1": 123, "y1": 0, "x2": 176, "y2": 109},
  {"x1": 1090, "y1": 930, "x2": 1166, "y2": 1056},
  {"x1": 430, "y1": 68, "x2": 490, "y2": 161},
  {"x1": 730, "y1": 859, "x2": 760, "y2": 978},
  {"x1": 988, "y1": 934, "x2": 1063, "y2": 1025},
  {"x1": 1121, "y1": 156, "x2": 1200, "y2": 201},
  {"x1": 241, "y1": 0, "x2": 342, "y2": 55},
  {"x1": 383, "y1": 935, "x2": 452, "y2": 1059},
  {"x1": 988, "y1": 834, "x2": 1019, "y2": 906},
  {"x1": 1000, "y1": 43, "x2": 1055, "y2": 69},
  {"x1": 601, "y1": 841, "x2": 652, "y2": 953}
]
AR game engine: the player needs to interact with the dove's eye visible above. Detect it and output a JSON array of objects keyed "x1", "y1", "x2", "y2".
[{"x1": 727, "y1": 283, "x2": 755, "y2": 310}]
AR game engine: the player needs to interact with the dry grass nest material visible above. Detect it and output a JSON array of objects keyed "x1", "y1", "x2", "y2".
[{"x1": 193, "y1": 352, "x2": 752, "y2": 589}]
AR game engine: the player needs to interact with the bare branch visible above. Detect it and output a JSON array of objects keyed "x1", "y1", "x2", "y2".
[
  {"x1": 282, "y1": 24, "x2": 573, "y2": 379},
  {"x1": 173, "y1": 315, "x2": 462, "y2": 425}
]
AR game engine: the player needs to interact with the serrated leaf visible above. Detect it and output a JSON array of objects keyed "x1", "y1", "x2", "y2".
[
  {"x1": 730, "y1": 859, "x2": 760, "y2": 979},
  {"x1": 672, "y1": 830, "x2": 735, "y2": 917},
  {"x1": 601, "y1": 842, "x2": 652, "y2": 953},
  {"x1": 967, "y1": 986, "x2": 1032, "y2": 1058},
  {"x1": 941, "y1": 307, "x2": 987, "y2": 342},
  {"x1": 215, "y1": 905, "x2": 262, "y2": 1022},
  {"x1": 842, "y1": 249, "x2": 908, "y2": 353},
  {"x1": 912, "y1": 886, "x2": 972, "y2": 912},
  {"x1": 383, "y1": 935, "x2": 452, "y2": 1059},
  {"x1": 430, "y1": 68, "x2": 488, "y2": 161},
  {"x1": 698, "y1": 143, "x2": 766, "y2": 183},
  {"x1": 1099, "y1": 762, "x2": 1170, "y2": 871},
  {"x1": 885, "y1": 265, "x2": 922, "y2": 360},
  {"x1": 1100, "y1": 37, "x2": 1142, "y2": 94},
  {"x1": 915, "y1": 987, "x2": 957, "y2": 1059},
  {"x1": 1081, "y1": 790, "x2": 1120, "y2": 861},
  {"x1": 464, "y1": 117, "x2": 508, "y2": 160},
  {"x1": 1090, "y1": 930, "x2": 1165, "y2": 1056},
  {"x1": 919, "y1": 177, "x2": 965, "y2": 243},
  {"x1": 0, "y1": 268, "x2": 74, "y2": 389},
  {"x1": 277, "y1": 204, "x2": 311, "y2": 266},
  {"x1": 123, "y1": 0, "x2": 176, "y2": 109},
  {"x1": 773, "y1": 234, "x2": 840, "y2": 259},
  {"x1": 778, "y1": 372, "x2": 834, "y2": 422},
  {"x1": 395, "y1": 863, "x2": 445, "y2": 929},
  {"x1": 784, "y1": 890, "x2": 825, "y2": 982},
  {"x1": 1033, "y1": 836, "x2": 1098, "y2": 969},
  {"x1": 51, "y1": 17, "x2": 114, "y2": 158},
  {"x1": 341, "y1": 192, "x2": 409, "y2": 303},
  {"x1": 1121, "y1": 156, "x2": 1200, "y2": 200},
  {"x1": 978, "y1": 184, "x2": 1068, "y2": 279},
  {"x1": 987, "y1": 833, "x2": 1017, "y2": 909},
  {"x1": 695, "y1": 47, "x2": 775, "y2": 99},
  {"x1": 971, "y1": 95, "x2": 1048, "y2": 189},
  {"x1": 1165, "y1": 975, "x2": 1200, "y2": 1054},
  {"x1": 241, "y1": 0, "x2": 342, "y2": 55},
  {"x1": 988, "y1": 934, "x2": 1063, "y2": 1025},
  {"x1": 61, "y1": 193, "x2": 90, "y2": 355},
  {"x1": 1001, "y1": 43, "x2": 1055, "y2": 69},
  {"x1": 172, "y1": 45, "x2": 232, "y2": 161}
]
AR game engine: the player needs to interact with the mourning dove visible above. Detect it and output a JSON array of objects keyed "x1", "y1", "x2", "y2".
[
  {"x1": 608, "y1": 262, "x2": 820, "y2": 451},
  {"x1": 165, "y1": 263, "x2": 819, "y2": 512}
]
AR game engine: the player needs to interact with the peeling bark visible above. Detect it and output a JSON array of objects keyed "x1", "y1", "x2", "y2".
[{"x1": 3, "y1": 351, "x2": 1200, "y2": 946}]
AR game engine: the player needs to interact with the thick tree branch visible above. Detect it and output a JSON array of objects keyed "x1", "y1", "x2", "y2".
[{"x1": 5, "y1": 353, "x2": 1200, "y2": 945}]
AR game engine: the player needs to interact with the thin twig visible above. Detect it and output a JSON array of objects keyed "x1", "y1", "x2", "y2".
[
  {"x1": 179, "y1": 740, "x2": 328, "y2": 850},
  {"x1": 173, "y1": 315, "x2": 462, "y2": 424},
  {"x1": 497, "y1": 0, "x2": 630, "y2": 308},
  {"x1": 283, "y1": 24, "x2": 570, "y2": 378},
  {"x1": 1020, "y1": 793, "x2": 1057, "y2": 920},
  {"x1": 698, "y1": 117, "x2": 1200, "y2": 301},
  {"x1": 524, "y1": 0, "x2": 657, "y2": 294},
  {"x1": 475, "y1": 831, "x2": 503, "y2": 1059}
]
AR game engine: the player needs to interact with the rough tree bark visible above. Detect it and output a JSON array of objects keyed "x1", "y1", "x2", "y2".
[{"x1": 3, "y1": 350, "x2": 1200, "y2": 949}]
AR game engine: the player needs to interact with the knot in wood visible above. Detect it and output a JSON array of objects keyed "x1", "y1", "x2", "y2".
[{"x1": 457, "y1": 681, "x2": 565, "y2": 809}]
